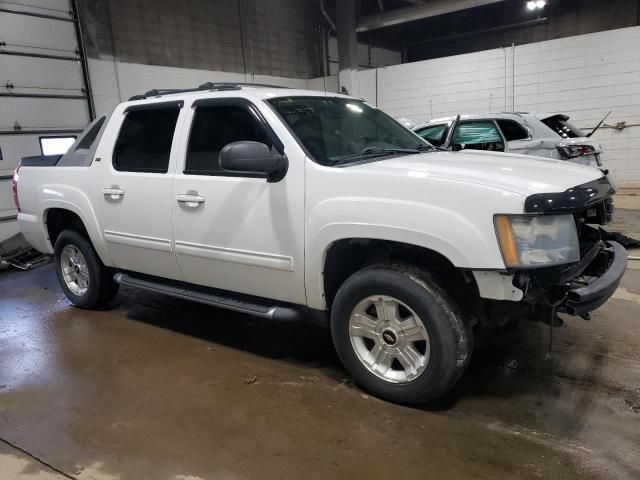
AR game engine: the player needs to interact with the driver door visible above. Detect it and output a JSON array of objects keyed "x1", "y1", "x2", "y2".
[{"x1": 170, "y1": 98, "x2": 306, "y2": 304}]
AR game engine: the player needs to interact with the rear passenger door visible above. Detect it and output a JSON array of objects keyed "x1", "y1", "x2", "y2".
[
  {"x1": 495, "y1": 119, "x2": 538, "y2": 155},
  {"x1": 97, "y1": 100, "x2": 185, "y2": 280},
  {"x1": 171, "y1": 97, "x2": 306, "y2": 304}
]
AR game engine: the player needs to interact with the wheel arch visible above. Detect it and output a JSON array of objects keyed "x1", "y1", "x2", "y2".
[
  {"x1": 43, "y1": 203, "x2": 112, "y2": 266},
  {"x1": 310, "y1": 235, "x2": 481, "y2": 320}
]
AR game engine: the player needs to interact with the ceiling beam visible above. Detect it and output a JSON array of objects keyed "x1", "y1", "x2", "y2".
[{"x1": 357, "y1": 0, "x2": 510, "y2": 32}]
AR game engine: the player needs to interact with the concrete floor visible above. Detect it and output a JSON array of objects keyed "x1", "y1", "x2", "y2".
[{"x1": 1, "y1": 207, "x2": 639, "y2": 480}]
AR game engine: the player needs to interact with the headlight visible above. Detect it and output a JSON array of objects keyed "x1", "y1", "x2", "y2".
[{"x1": 494, "y1": 214, "x2": 579, "y2": 268}]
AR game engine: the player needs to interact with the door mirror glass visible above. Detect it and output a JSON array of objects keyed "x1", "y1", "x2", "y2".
[{"x1": 220, "y1": 141, "x2": 288, "y2": 182}]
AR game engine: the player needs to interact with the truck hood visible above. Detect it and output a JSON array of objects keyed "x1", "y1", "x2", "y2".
[{"x1": 347, "y1": 150, "x2": 604, "y2": 196}]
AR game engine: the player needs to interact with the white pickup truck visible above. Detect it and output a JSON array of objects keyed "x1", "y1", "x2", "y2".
[{"x1": 14, "y1": 84, "x2": 626, "y2": 404}]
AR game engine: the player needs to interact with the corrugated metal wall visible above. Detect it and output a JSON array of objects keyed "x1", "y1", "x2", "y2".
[
  {"x1": 0, "y1": 0, "x2": 91, "y2": 228},
  {"x1": 78, "y1": 0, "x2": 323, "y2": 79}
]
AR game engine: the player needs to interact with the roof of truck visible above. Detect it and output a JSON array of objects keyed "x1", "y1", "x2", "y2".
[{"x1": 123, "y1": 83, "x2": 353, "y2": 108}]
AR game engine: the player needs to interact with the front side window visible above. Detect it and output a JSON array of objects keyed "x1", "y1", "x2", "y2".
[
  {"x1": 268, "y1": 96, "x2": 429, "y2": 166},
  {"x1": 415, "y1": 124, "x2": 449, "y2": 147},
  {"x1": 185, "y1": 104, "x2": 273, "y2": 175},
  {"x1": 452, "y1": 121, "x2": 504, "y2": 152},
  {"x1": 113, "y1": 106, "x2": 180, "y2": 173}
]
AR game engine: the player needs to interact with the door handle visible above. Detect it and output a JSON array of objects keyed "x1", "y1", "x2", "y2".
[
  {"x1": 103, "y1": 186, "x2": 125, "y2": 199},
  {"x1": 176, "y1": 193, "x2": 205, "y2": 207}
]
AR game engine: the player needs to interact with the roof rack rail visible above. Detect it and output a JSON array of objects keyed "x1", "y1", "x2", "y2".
[
  {"x1": 199, "y1": 82, "x2": 290, "y2": 90},
  {"x1": 128, "y1": 82, "x2": 290, "y2": 101},
  {"x1": 128, "y1": 83, "x2": 240, "y2": 101}
]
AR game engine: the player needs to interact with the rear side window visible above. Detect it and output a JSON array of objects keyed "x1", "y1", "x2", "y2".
[
  {"x1": 415, "y1": 124, "x2": 448, "y2": 146},
  {"x1": 185, "y1": 104, "x2": 273, "y2": 175},
  {"x1": 113, "y1": 106, "x2": 180, "y2": 173},
  {"x1": 497, "y1": 120, "x2": 529, "y2": 141}
]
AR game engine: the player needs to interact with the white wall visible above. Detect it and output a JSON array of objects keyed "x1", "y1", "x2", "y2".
[
  {"x1": 89, "y1": 59, "x2": 308, "y2": 116},
  {"x1": 309, "y1": 26, "x2": 640, "y2": 187}
]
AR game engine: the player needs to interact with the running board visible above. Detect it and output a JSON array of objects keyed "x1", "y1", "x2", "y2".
[{"x1": 113, "y1": 272, "x2": 303, "y2": 322}]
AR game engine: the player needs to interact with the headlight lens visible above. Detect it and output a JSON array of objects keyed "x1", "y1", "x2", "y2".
[{"x1": 494, "y1": 214, "x2": 579, "y2": 268}]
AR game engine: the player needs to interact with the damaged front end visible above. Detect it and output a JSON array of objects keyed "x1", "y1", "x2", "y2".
[
  {"x1": 513, "y1": 177, "x2": 626, "y2": 319},
  {"x1": 514, "y1": 228, "x2": 626, "y2": 318}
]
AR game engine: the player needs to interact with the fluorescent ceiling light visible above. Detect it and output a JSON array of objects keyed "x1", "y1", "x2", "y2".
[{"x1": 527, "y1": 0, "x2": 545, "y2": 10}]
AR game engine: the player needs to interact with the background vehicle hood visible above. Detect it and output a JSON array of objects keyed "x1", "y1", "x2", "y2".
[{"x1": 349, "y1": 150, "x2": 604, "y2": 196}]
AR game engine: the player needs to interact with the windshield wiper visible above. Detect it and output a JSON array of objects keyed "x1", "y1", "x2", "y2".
[
  {"x1": 416, "y1": 143, "x2": 443, "y2": 152},
  {"x1": 332, "y1": 147, "x2": 421, "y2": 165},
  {"x1": 361, "y1": 146, "x2": 421, "y2": 155}
]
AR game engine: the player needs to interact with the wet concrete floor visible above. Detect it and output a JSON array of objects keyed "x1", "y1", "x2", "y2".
[{"x1": 1, "y1": 213, "x2": 639, "y2": 479}]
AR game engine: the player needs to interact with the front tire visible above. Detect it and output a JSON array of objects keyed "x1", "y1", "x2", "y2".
[
  {"x1": 330, "y1": 264, "x2": 472, "y2": 405},
  {"x1": 54, "y1": 230, "x2": 119, "y2": 309}
]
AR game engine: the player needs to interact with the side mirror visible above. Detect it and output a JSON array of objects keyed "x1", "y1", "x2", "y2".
[{"x1": 220, "y1": 141, "x2": 288, "y2": 182}]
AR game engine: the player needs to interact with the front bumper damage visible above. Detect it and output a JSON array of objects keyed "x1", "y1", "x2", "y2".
[
  {"x1": 514, "y1": 175, "x2": 626, "y2": 317},
  {"x1": 565, "y1": 241, "x2": 626, "y2": 315},
  {"x1": 511, "y1": 238, "x2": 627, "y2": 318}
]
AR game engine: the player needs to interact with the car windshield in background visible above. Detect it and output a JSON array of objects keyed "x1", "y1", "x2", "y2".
[
  {"x1": 541, "y1": 115, "x2": 586, "y2": 139},
  {"x1": 415, "y1": 124, "x2": 449, "y2": 146},
  {"x1": 268, "y1": 96, "x2": 430, "y2": 166}
]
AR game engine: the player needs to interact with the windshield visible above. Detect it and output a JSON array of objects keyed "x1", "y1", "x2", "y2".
[
  {"x1": 415, "y1": 124, "x2": 449, "y2": 146},
  {"x1": 267, "y1": 96, "x2": 430, "y2": 166},
  {"x1": 541, "y1": 115, "x2": 586, "y2": 139}
]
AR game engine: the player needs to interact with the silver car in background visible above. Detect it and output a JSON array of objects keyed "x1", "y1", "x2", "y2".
[{"x1": 413, "y1": 112, "x2": 606, "y2": 168}]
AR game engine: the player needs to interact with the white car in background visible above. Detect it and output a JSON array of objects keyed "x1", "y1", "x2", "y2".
[{"x1": 413, "y1": 112, "x2": 607, "y2": 169}]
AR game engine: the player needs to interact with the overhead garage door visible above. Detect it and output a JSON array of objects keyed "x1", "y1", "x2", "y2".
[{"x1": 0, "y1": 0, "x2": 93, "y2": 236}]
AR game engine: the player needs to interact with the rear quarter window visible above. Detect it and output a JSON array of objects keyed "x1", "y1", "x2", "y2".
[
  {"x1": 497, "y1": 120, "x2": 529, "y2": 141},
  {"x1": 541, "y1": 115, "x2": 585, "y2": 138}
]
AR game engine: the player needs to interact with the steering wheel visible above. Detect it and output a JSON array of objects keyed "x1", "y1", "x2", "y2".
[{"x1": 347, "y1": 135, "x2": 370, "y2": 152}]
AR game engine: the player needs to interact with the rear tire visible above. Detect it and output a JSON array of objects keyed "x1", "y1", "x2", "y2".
[
  {"x1": 330, "y1": 264, "x2": 472, "y2": 405},
  {"x1": 54, "y1": 230, "x2": 119, "y2": 309}
]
